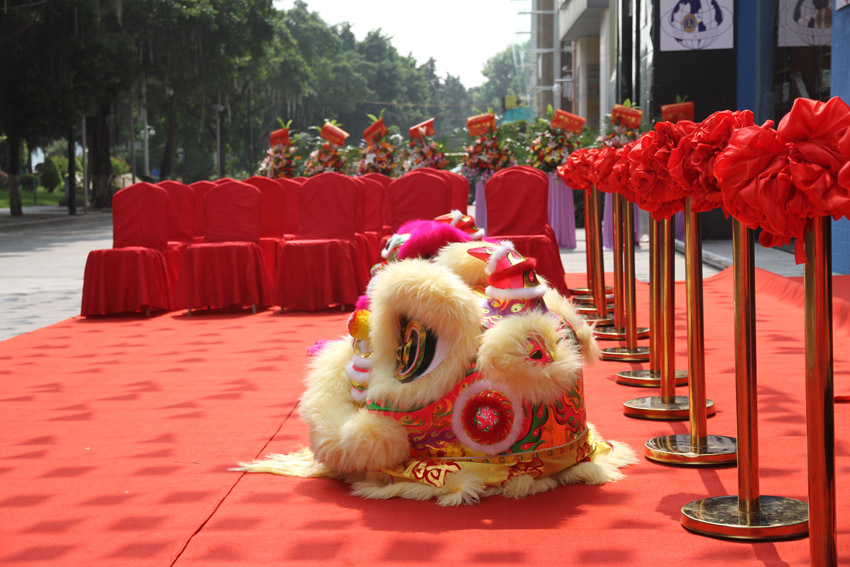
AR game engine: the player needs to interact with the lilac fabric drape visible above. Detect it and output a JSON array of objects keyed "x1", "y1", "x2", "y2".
[
  {"x1": 602, "y1": 193, "x2": 648, "y2": 250},
  {"x1": 547, "y1": 171, "x2": 577, "y2": 249},
  {"x1": 474, "y1": 177, "x2": 488, "y2": 233}
]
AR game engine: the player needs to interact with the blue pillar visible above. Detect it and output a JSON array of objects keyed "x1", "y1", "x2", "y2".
[
  {"x1": 832, "y1": 6, "x2": 850, "y2": 274},
  {"x1": 736, "y1": 1, "x2": 775, "y2": 123}
]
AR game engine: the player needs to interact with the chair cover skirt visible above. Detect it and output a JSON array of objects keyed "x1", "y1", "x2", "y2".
[
  {"x1": 172, "y1": 242, "x2": 272, "y2": 310},
  {"x1": 81, "y1": 247, "x2": 173, "y2": 316},
  {"x1": 273, "y1": 239, "x2": 368, "y2": 311}
]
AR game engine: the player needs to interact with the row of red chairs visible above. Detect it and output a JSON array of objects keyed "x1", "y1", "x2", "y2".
[
  {"x1": 80, "y1": 169, "x2": 474, "y2": 315},
  {"x1": 484, "y1": 166, "x2": 568, "y2": 297}
]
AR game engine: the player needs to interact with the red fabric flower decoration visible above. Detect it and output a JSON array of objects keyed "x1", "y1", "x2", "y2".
[
  {"x1": 715, "y1": 97, "x2": 850, "y2": 262},
  {"x1": 668, "y1": 110, "x2": 759, "y2": 214},
  {"x1": 606, "y1": 143, "x2": 637, "y2": 202},
  {"x1": 557, "y1": 148, "x2": 596, "y2": 191},
  {"x1": 839, "y1": 127, "x2": 850, "y2": 192},
  {"x1": 589, "y1": 146, "x2": 619, "y2": 193},
  {"x1": 626, "y1": 123, "x2": 694, "y2": 220}
]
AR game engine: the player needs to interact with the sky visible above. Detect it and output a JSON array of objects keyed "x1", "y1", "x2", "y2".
[{"x1": 273, "y1": 0, "x2": 532, "y2": 88}]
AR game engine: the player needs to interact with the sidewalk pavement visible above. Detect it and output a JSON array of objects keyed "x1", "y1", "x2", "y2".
[{"x1": 0, "y1": 205, "x2": 805, "y2": 342}]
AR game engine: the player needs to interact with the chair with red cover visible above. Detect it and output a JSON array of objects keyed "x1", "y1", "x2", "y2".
[
  {"x1": 189, "y1": 180, "x2": 215, "y2": 243},
  {"x1": 435, "y1": 169, "x2": 470, "y2": 212},
  {"x1": 354, "y1": 176, "x2": 386, "y2": 264},
  {"x1": 387, "y1": 169, "x2": 453, "y2": 232},
  {"x1": 485, "y1": 167, "x2": 569, "y2": 296},
  {"x1": 172, "y1": 181, "x2": 272, "y2": 314},
  {"x1": 360, "y1": 172, "x2": 392, "y2": 236},
  {"x1": 272, "y1": 172, "x2": 371, "y2": 311},
  {"x1": 81, "y1": 182, "x2": 173, "y2": 316},
  {"x1": 243, "y1": 175, "x2": 287, "y2": 278},
  {"x1": 275, "y1": 177, "x2": 301, "y2": 240},
  {"x1": 157, "y1": 180, "x2": 195, "y2": 283}
]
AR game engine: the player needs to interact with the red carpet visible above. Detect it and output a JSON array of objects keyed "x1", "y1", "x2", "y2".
[{"x1": 1, "y1": 268, "x2": 848, "y2": 566}]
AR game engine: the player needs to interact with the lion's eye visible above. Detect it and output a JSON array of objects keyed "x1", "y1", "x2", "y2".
[
  {"x1": 395, "y1": 316, "x2": 448, "y2": 383},
  {"x1": 525, "y1": 335, "x2": 553, "y2": 364}
]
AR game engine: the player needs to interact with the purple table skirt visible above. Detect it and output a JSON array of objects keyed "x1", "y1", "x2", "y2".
[
  {"x1": 474, "y1": 178, "x2": 487, "y2": 233},
  {"x1": 548, "y1": 171, "x2": 577, "y2": 249}
]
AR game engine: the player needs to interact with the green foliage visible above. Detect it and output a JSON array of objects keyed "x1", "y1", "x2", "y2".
[
  {"x1": 36, "y1": 158, "x2": 61, "y2": 192},
  {"x1": 19, "y1": 173, "x2": 39, "y2": 192},
  {"x1": 111, "y1": 157, "x2": 130, "y2": 178},
  {"x1": 50, "y1": 154, "x2": 84, "y2": 184},
  {"x1": 2, "y1": 0, "x2": 536, "y2": 194},
  {"x1": 0, "y1": 184, "x2": 66, "y2": 208}
]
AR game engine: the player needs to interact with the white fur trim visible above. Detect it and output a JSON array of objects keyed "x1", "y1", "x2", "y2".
[
  {"x1": 470, "y1": 228, "x2": 485, "y2": 240},
  {"x1": 485, "y1": 241, "x2": 515, "y2": 275},
  {"x1": 350, "y1": 388, "x2": 368, "y2": 403},
  {"x1": 448, "y1": 209, "x2": 464, "y2": 226},
  {"x1": 485, "y1": 284, "x2": 547, "y2": 301},
  {"x1": 451, "y1": 380, "x2": 526, "y2": 456},
  {"x1": 232, "y1": 447, "x2": 337, "y2": 478}
]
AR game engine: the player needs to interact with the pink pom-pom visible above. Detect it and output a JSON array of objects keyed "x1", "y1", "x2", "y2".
[{"x1": 307, "y1": 339, "x2": 331, "y2": 357}]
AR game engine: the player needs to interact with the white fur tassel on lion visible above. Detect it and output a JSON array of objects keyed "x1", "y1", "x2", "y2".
[{"x1": 236, "y1": 225, "x2": 637, "y2": 506}]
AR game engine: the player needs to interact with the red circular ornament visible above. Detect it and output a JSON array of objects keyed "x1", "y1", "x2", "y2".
[{"x1": 460, "y1": 390, "x2": 515, "y2": 446}]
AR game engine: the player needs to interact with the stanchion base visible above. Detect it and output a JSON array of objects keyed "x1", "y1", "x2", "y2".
[
  {"x1": 581, "y1": 313, "x2": 615, "y2": 327},
  {"x1": 569, "y1": 286, "x2": 613, "y2": 295},
  {"x1": 572, "y1": 293, "x2": 615, "y2": 304},
  {"x1": 623, "y1": 396, "x2": 715, "y2": 420},
  {"x1": 594, "y1": 326, "x2": 650, "y2": 341},
  {"x1": 681, "y1": 495, "x2": 809, "y2": 541},
  {"x1": 601, "y1": 346, "x2": 651, "y2": 362},
  {"x1": 576, "y1": 303, "x2": 615, "y2": 314},
  {"x1": 645, "y1": 434, "x2": 737, "y2": 466},
  {"x1": 617, "y1": 369, "x2": 688, "y2": 387}
]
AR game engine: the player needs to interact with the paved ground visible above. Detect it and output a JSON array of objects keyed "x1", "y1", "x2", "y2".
[{"x1": 0, "y1": 204, "x2": 806, "y2": 343}]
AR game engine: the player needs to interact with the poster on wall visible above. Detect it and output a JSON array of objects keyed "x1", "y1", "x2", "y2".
[
  {"x1": 660, "y1": 0, "x2": 734, "y2": 51},
  {"x1": 778, "y1": 0, "x2": 833, "y2": 46}
]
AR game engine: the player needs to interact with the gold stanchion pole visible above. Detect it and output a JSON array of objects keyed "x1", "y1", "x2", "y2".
[
  {"x1": 577, "y1": 190, "x2": 615, "y2": 312},
  {"x1": 804, "y1": 216, "x2": 836, "y2": 564},
  {"x1": 623, "y1": 217, "x2": 696, "y2": 419},
  {"x1": 571, "y1": 189, "x2": 596, "y2": 295},
  {"x1": 581, "y1": 186, "x2": 614, "y2": 327},
  {"x1": 645, "y1": 199, "x2": 735, "y2": 464},
  {"x1": 681, "y1": 220, "x2": 808, "y2": 540},
  {"x1": 617, "y1": 218, "x2": 687, "y2": 386},
  {"x1": 602, "y1": 196, "x2": 650, "y2": 359},
  {"x1": 596, "y1": 194, "x2": 628, "y2": 339}
]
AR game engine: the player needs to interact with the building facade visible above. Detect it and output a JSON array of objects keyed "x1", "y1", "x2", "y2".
[{"x1": 533, "y1": 1, "x2": 850, "y2": 271}]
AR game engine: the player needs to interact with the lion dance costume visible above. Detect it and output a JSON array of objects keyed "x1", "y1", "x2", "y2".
[{"x1": 237, "y1": 214, "x2": 636, "y2": 505}]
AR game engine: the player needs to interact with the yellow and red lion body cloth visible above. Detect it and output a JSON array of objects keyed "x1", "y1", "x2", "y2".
[{"x1": 237, "y1": 214, "x2": 636, "y2": 505}]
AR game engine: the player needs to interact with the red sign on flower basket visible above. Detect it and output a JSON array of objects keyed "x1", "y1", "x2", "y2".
[
  {"x1": 269, "y1": 128, "x2": 290, "y2": 147},
  {"x1": 551, "y1": 109, "x2": 586, "y2": 133},
  {"x1": 611, "y1": 104, "x2": 643, "y2": 129},
  {"x1": 660, "y1": 101, "x2": 695, "y2": 123},
  {"x1": 363, "y1": 118, "x2": 387, "y2": 144},
  {"x1": 467, "y1": 113, "x2": 496, "y2": 136},
  {"x1": 409, "y1": 118, "x2": 435, "y2": 140},
  {"x1": 320, "y1": 122, "x2": 349, "y2": 145}
]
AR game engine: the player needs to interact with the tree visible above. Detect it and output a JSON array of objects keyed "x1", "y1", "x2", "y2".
[
  {"x1": 471, "y1": 42, "x2": 531, "y2": 112},
  {"x1": 0, "y1": 1, "x2": 78, "y2": 214}
]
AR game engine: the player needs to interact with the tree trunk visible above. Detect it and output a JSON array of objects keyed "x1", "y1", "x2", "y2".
[
  {"x1": 67, "y1": 126, "x2": 77, "y2": 216},
  {"x1": 160, "y1": 95, "x2": 177, "y2": 179},
  {"x1": 7, "y1": 132, "x2": 23, "y2": 216},
  {"x1": 88, "y1": 104, "x2": 113, "y2": 209}
]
